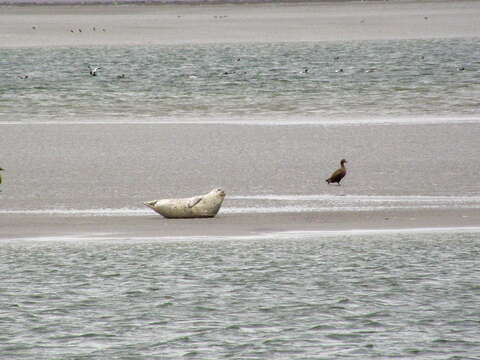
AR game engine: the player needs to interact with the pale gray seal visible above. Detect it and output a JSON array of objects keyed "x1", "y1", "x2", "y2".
[{"x1": 144, "y1": 188, "x2": 226, "y2": 219}]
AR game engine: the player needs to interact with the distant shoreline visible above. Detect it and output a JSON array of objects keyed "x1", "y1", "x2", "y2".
[
  {"x1": 2, "y1": 0, "x2": 348, "y2": 6},
  {"x1": 2, "y1": 0, "x2": 479, "y2": 48},
  {"x1": 0, "y1": 0, "x2": 465, "y2": 6},
  {"x1": 0, "y1": 0, "x2": 381, "y2": 6}
]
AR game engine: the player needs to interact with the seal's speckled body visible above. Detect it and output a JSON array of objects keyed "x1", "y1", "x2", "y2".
[{"x1": 144, "y1": 188, "x2": 226, "y2": 218}]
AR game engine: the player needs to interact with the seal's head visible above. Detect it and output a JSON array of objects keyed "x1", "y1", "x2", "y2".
[{"x1": 211, "y1": 188, "x2": 226, "y2": 198}]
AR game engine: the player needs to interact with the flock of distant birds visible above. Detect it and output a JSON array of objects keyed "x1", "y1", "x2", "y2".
[
  {"x1": 88, "y1": 65, "x2": 125, "y2": 79},
  {"x1": 31, "y1": 25, "x2": 106, "y2": 33},
  {"x1": 20, "y1": 13, "x2": 468, "y2": 80},
  {"x1": 17, "y1": 65, "x2": 125, "y2": 79},
  {"x1": 70, "y1": 27, "x2": 107, "y2": 33},
  {"x1": 15, "y1": 53, "x2": 468, "y2": 81}
]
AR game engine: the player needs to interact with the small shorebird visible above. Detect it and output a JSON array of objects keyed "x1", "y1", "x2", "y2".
[
  {"x1": 326, "y1": 159, "x2": 348, "y2": 185},
  {"x1": 0, "y1": 167, "x2": 4, "y2": 187},
  {"x1": 89, "y1": 65, "x2": 101, "y2": 76}
]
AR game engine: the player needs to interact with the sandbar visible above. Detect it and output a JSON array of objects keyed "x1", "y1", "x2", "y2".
[
  {"x1": 1, "y1": 1, "x2": 479, "y2": 240},
  {"x1": 1, "y1": 208, "x2": 479, "y2": 241},
  {"x1": 1, "y1": 1, "x2": 479, "y2": 48}
]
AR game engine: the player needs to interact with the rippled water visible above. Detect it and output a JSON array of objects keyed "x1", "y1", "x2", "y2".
[
  {"x1": 1, "y1": 231, "x2": 480, "y2": 359},
  {"x1": 1, "y1": 38, "x2": 480, "y2": 123}
]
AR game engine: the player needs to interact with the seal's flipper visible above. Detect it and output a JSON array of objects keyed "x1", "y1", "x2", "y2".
[{"x1": 187, "y1": 197, "x2": 202, "y2": 208}]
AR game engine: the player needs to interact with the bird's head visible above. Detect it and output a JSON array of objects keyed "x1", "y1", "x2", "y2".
[
  {"x1": 0, "y1": 167, "x2": 4, "y2": 171},
  {"x1": 340, "y1": 159, "x2": 347, "y2": 165}
]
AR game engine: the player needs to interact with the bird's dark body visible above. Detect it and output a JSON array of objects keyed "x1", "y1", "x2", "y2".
[{"x1": 326, "y1": 159, "x2": 347, "y2": 185}]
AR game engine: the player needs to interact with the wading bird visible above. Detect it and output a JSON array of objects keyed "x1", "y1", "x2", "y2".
[{"x1": 326, "y1": 159, "x2": 348, "y2": 185}]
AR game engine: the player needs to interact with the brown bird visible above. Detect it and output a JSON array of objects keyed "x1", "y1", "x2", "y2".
[{"x1": 326, "y1": 159, "x2": 347, "y2": 185}]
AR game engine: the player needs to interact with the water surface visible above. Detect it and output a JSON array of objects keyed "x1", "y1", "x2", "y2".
[
  {"x1": 2, "y1": 39, "x2": 479, "y2": 123},
  {"x1": 1, "y1": 231, "x2": 480, "y2": 359}
]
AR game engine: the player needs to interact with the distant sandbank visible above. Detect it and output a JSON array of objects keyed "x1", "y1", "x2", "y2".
[{"x1": 1, "y1": 0, "x2": 479, "y2": 48}]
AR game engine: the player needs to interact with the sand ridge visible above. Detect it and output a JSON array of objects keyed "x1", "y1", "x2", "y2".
[{"x1": 1, "y1": 1, "x2": 479, "y2": 48}]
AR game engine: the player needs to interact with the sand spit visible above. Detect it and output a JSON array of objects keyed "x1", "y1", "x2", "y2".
[
  {"x1": 1, "y1": 1, "x2": 480, "y2": 48},
  {"x1": 1, "y1": 208, "x2": 479, "y2": 240}
]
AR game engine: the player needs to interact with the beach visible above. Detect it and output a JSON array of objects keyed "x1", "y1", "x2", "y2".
[
  {"x1": 1, "y1": 0, "x2": 479, "y2": 240},
  {"x1": 1, "y1": 0, "x2": 480, "y2": 48},
  {"x1": 1, "y1": 121, "x2": 479, "y2": 240},
  {"x1": 2, "y1": 209, "x2": 480, "y2": 241}
]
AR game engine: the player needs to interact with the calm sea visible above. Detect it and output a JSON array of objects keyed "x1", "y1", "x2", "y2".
[
  {"x1": 1, "y1": 37, "x2": 480, "y2": 359},
  {"x1": 1, "y1": 38, "x2": 480, "y2": 124},
  {"x1": 1, "y1": 230, "x2": 480, "y2": 359}
]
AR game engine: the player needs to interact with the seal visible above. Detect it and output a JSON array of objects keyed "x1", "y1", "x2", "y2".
[{"x1": 144, "y1": 188, "x2": 226, "y2": 219}]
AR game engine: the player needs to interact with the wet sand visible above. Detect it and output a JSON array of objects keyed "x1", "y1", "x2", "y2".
[
  {"x1": 1, "y1": 122, "x2": 479, "y2": 240},
  {"x1": 1, "y1": 208, "x2": 479, "y2": 241},
  {"x1": 1, "y1": 0, "x2": 480, "y2": 48}
]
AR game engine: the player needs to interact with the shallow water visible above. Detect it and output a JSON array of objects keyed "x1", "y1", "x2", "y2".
[
  {"x1": 1, "y1": 231, "x2": 480, "y2": 359},
  {"x1": 1, "y1": 39, "x2": 480, "y2": 123}
]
